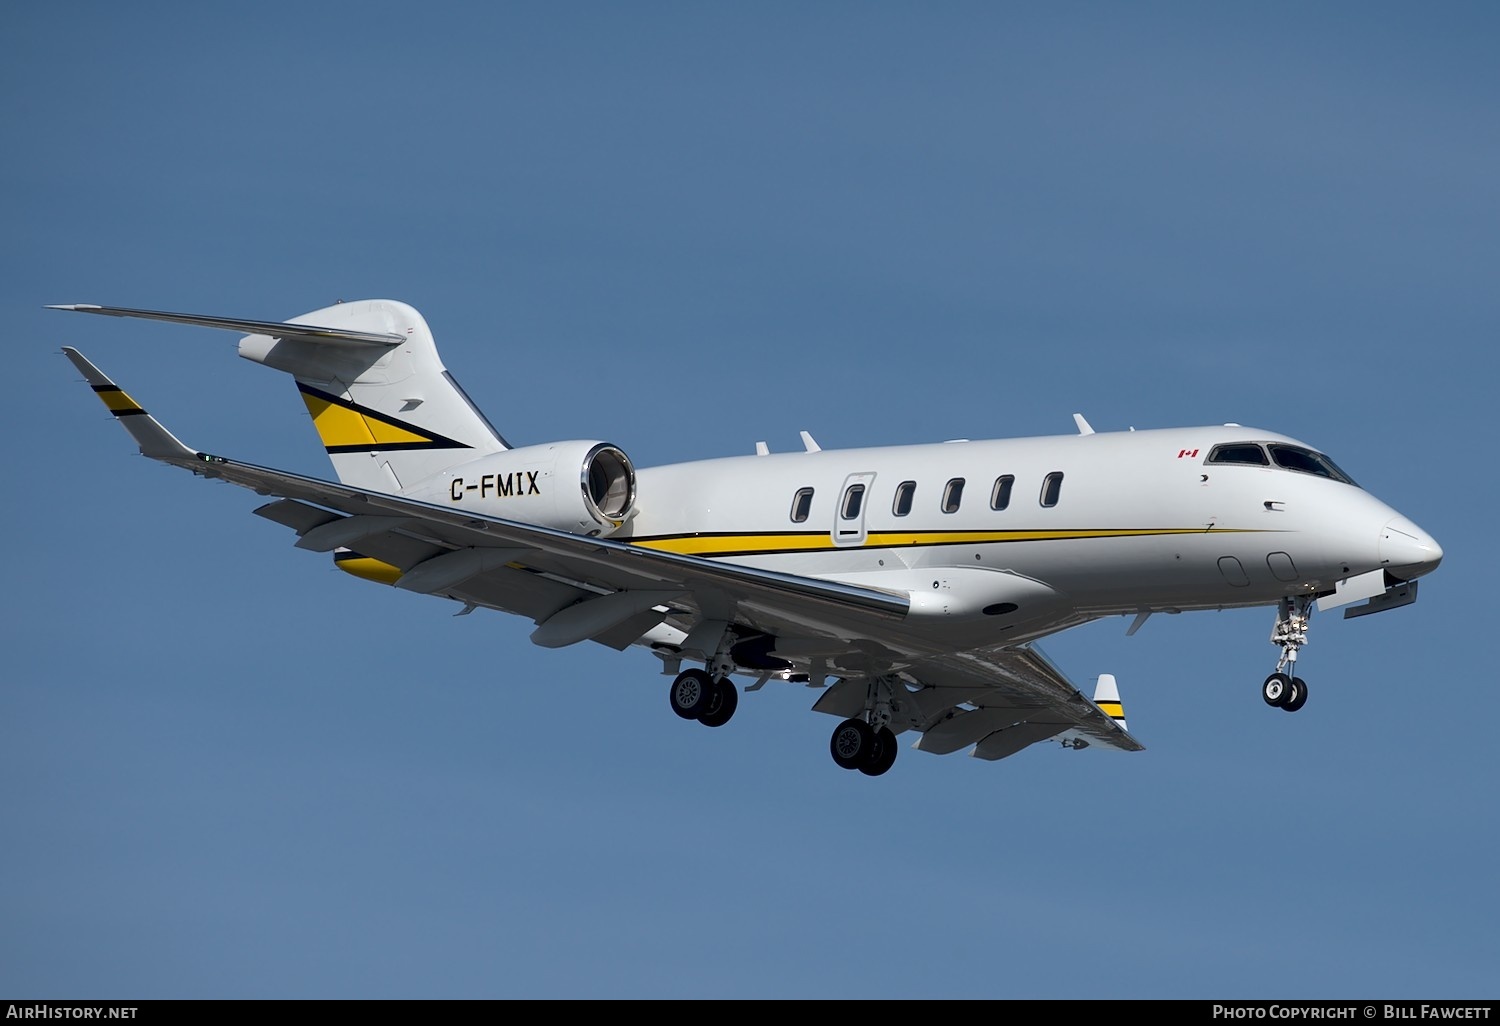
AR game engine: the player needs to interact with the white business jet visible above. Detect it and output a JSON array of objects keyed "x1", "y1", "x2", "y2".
[{"x1": 54, "y1": 300, "x2": 1443, "y2": 776}]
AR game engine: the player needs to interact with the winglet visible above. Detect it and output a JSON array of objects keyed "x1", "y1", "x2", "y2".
[
  {"x1": 1092, "y1": 673, "x2": 1127, "y2": 732},
  {"x1": 1073, "y1": 413, "x2": 1095, "y2": 435},
  {"x1": 63, "y1": 347, "x2": 198, "y2": 462}
]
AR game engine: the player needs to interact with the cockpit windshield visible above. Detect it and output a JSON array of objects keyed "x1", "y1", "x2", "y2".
[
  {"x1": 1207, "y1": 442, "x2": 1358, "y2": 486},
  {"x1": 1267, "y1": 444, "x2": 1357, "y2": 485}
]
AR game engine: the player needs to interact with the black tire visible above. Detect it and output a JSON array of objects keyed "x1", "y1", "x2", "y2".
[
  {"x1": 1283, "y1": 677, "x2": 1309, "y2": 713},
  {"x1": 1262, "y1": 672, "x2": 1292, "y2": 708},
  {"x1": 830, "y1": 718, "x2": 874, "y2": 770},
  {"x1": 859, "y1": 726, "x2": 899, "y2": 777},
  {"x1": 669, "y1": 669, "x2": 715, "y2": 720},
  {"x1": 698, "y1": 676, "x2": 739, "y2": 728}
]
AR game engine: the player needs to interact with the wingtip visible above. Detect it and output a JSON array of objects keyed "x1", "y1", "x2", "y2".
[
  {"x1": 61, "y1": 345, "x2": 99, "y2": 377},
  {"x1": 47, "y1": 303, "x2": 100, "y2": 311}
]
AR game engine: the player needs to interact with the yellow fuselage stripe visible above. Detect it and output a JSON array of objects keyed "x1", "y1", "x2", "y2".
[
  {"x1": 335, "y1": 527, "x2": 1259, "y2": 590},
  {"x1": 629, "y1": 527, "x2": 1247, "y2": 557}
]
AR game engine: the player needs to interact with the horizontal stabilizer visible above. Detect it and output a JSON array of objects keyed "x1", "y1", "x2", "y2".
[{"x1": 49, "y1": 304, "x2": 406, "y2": 348}]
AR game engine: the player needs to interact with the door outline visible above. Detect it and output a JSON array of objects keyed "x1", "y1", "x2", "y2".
[{"x1": 833, "y1": 472, "x2": 877, "y2": 547}]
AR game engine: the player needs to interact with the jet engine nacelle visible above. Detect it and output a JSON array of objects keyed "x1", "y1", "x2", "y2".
[{"x1": 415, "y1": 440, "x2": 637, "y2": 536}]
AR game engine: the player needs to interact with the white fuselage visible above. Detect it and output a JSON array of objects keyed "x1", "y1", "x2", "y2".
[{"x1": 613, "y1": 424, "x2": 1437, "y2": 646}]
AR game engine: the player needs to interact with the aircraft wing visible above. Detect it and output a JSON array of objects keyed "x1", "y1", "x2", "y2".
[
  {"x1": 811, "y1": 648, "x2": 1142, "y2": 760},
  {"x1": 65, "y1": 346, "x2": 1142, "y2": 764}
]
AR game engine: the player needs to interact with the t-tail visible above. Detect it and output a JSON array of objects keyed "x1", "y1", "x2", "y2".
[
  {"x1": 51, "y1": 299, "x2": 511, "y2": 492},
  {"x1": 240, "y1": 299, "x2": 509, "y2": 492},
  {"x1": 52, "y1": 300, "x2": 639, "y2": 536}
]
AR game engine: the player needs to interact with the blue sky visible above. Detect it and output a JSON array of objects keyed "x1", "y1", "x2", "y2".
[{"x1": 4, "y1": 1, "x2": 1496, "y2": 999}]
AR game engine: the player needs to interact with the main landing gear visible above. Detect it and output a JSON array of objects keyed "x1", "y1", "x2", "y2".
[
  {"x1": 829, "y1": 675, "x2": 901, "y2": 777},
  {"x1": 668, "y1": 668, "x2": 739, "y2": 728},
  {"x1": 1264, "y1": 595, "x2": 1313, "y2": 713},
  {"x1": 830, "y1": 718, "x2": 898, "y2": 776},
  {"x1": 665, "y1": 657, "x2": 903, "y2": 777}
]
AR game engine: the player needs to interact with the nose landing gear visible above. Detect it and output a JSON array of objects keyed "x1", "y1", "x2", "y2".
[
  {"x1": 1261, "y1": 671, "x2": 1308, "y2": 712},
  {"x1": 1265, "y1": 595, "x2": 1313, "y2": 713}
]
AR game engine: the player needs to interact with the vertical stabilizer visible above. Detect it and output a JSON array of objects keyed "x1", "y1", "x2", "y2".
[{"x1": 237, "y1": 300, "x2": 508, "y2": 492}]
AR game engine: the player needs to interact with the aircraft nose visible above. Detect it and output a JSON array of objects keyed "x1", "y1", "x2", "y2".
[{"x1": 1380, "y1": 515, "x2": 1443, "y2": 581}]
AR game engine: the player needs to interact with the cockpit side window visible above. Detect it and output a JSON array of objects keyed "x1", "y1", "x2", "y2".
[
  {"x1": 1268, "y1": 444, "x2": 1357, "y2": 486},
  {"x1": 1207, "y1": 443, "x2": 1269, "y2": 466}
]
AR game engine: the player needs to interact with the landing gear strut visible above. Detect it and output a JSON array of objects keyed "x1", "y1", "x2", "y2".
[
  {"x1": 829, "y1": 676, "x2": 901, "y2": 776},
  {"x1": 1265, "y1": 596, "x2": 1313, "y2": 713}
]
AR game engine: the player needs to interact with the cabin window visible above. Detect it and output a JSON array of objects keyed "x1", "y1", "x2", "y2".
[
  {"x1": 990, "y1": 475, "x2": 1014, "y2": 511},
  {"x1": 790, "y1": 487, "x2": 814, "y2": 523},
  {"x1": 1207, "y1": 443, "x2": 1269, "y2": 466},
  {"x1": 1040, "y1": 471, "x2": 1064, "y2": 508},
  {"x1": 892, "y1": 480, "x2": 916, "y2": 517},
  {"x1": 942, "y1": 478, "x2": 965, "y2": 514},
  {"x1": 840, "y1": 483, "x2": 866, "y2": 520}
]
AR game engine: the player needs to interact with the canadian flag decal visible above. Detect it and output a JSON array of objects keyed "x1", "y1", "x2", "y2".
[{"x1": 1177, "y1": 448, "x2": 1199, "y2": 459}]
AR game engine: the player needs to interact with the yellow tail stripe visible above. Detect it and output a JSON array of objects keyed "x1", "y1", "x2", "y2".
[
  {"x1": 362, "y1": 415, "x2": 432, "y2": 446},
  {"x1": 301, "y1": 393, "x2": 439, "y2": 449},
  {"x1": 303, "y1": 393, "x2": 377, "y2": 449}
]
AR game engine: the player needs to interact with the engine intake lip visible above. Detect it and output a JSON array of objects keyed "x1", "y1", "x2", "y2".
[{"x1": 580, "y1": 443, "x2": 636, "y2": 528}]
